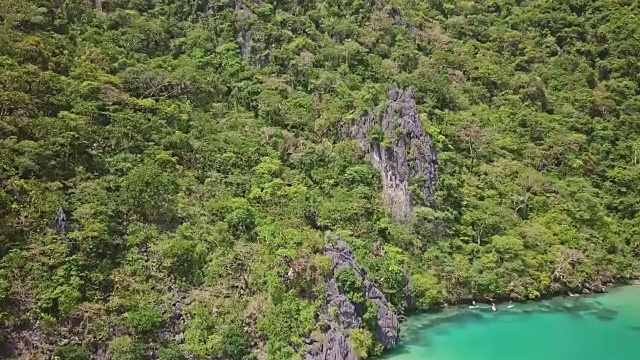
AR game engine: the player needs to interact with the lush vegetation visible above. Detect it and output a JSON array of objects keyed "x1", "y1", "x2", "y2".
[{"x1": 1, "y1": 0, "x2": 640, "y2": 359}]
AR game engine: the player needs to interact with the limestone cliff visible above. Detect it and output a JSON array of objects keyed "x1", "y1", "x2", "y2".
[{"x1": 340, "y1": 85, "x2": 438, "y2": 221}]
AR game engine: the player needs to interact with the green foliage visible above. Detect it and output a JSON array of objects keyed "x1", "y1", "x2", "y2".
[
  {"x1": 313, "y1": 254, "x2": 332, "y2": 276},
  {"x1": 217, "y1": 320, "x2": 251, "y2": 359},
  {"x1": 1, "y1": 0, "x2": 640, "y2": 358},
  {"x1": 108, "y1": 336, "x2": 145, "y2": 360},
  {"x1": 120, "y1": 161, "x2": 179, "y2": 223},
  {"x1": 54, "y1": 345, "x2": 90, "y2": 360},
  {"x1": 153, "y1": 226, "x2": 208, "y2": 286},
  {"x1": 336, "y1": 268, "x2": 365, "y2": 304},
  {"x1": 124, "y1": 307, "x2": 162, "y2": 336},
  {"x1": 349, "y1": 328, "x2": 373, "y2": 359},
  {"x1": 258, "y1": 292, "x2": 317, "y2": 358},
  {"x1": 410, "y1": 272, "x2": 445, "y2": 310},
  {"x1": 368, "y1": 125, "x2": 386, "y2": 143},
  {"x1": 183, "y1": 302, "x2": 250, "y2": 360},
  {"x1": 361, "y1": 300, "x2": 379, "y2": 331},
  {"x1": 157, "y1": 343, "x2": 185, "y2": 360}
]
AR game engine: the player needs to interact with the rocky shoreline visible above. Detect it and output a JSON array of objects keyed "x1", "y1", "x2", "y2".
[
  {"x1": 304, "y1": 234, "x2": 400, "y2": 360},
  {"x1": 399, "y1": 278, "x2": 639, "y2": 322},
  {"x1": 304, "y1": 231, "x2": 637, "y2": 360}
]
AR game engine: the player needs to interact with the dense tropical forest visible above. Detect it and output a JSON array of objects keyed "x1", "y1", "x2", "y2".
[{"x1": 1, "y1": 0, "x2": 640, "y2": 359}]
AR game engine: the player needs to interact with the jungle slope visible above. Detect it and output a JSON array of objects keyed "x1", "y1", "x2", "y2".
[{"x1": 1, "y1": 0, "x2": 640, "y2": 359}]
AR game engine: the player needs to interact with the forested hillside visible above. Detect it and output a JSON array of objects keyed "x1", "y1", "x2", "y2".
[{"x1": 1, "y1": 0, "x2": 640, "y2": 359}]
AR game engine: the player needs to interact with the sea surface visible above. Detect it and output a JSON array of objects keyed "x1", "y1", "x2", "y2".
[{"x1": 383, "y1": 285, "x2": 640, "y2": 360}]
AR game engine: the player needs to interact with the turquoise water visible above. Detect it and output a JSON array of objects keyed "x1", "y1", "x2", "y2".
[{"x1": 384, "y1": 285, "x2": 640, "y2": 360}]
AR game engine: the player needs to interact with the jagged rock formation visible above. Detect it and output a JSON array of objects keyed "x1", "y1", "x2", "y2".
[
  {"x1": 306, "y1": 330, "x2": 357, "y2": 360},
  {"x1": 340, "y1": 85, "x2": 438, "y2": 221},
  {"x1": 53, "y1": 207, "x2": 68, "y2": 237},
  {"x1": 53, "y1": 206, "x2": 71, "y2": 249},
  {"x1": 305, "y1": 235, "x2": 400, "y2": 360}
]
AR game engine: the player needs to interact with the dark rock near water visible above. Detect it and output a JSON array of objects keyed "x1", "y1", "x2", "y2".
[
  {"x1": 340, "y1": 84, "x2": 438, "y2": 221},
  {"x1": 370, "y1": 289, "x2": 401, "y2": 347},
  {"x1": 326, "y1": 282, "x2": 361, "y2": 330},
  {"x1": 305, "y1": 234, "x2": 400, "y2": 360},
  {"x1": 402, "y1": 269, "x2": 416, "y2": 312}
]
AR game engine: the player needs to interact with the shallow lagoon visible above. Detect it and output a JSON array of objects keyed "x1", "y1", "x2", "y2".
[{"x1": 384, "y1": 285, "x2": 640, "y2": 360}]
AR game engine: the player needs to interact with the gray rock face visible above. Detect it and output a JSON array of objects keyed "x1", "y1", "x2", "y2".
[
  {"x1": 305, "y1": 331, "x2": 357, "y2": 360},
  {"x1": 53, "y1": 206, "x2": 71, "y2": 249},
  {"x1": 340, "y1": 84, "x2": 438, "y2": 221},
  {"x1": 305, "y1": 235, "x2": 400, "y2": 360},
  {"x1": 235, "y1": 2, "x2": 270, "y2": 67},
  {"x1": 53, "y1": 207, "x2": 68, "y2": 237},
  {"x1": 94, "y1": 0, "x2": 104, "y2": 12},
  {"x1": 326, "y1": 281, "x2": 361, "y2": 330},
  {"x1": 366, "y1": 283, "x2": 400, "y2": 347}
]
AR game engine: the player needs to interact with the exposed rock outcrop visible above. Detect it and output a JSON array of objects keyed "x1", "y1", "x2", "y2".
[
  {"x1": 53, "y1": 206, "x2": 71, "y2": 249},
  {"x1": 94, "y1": 0, "x2": 104, "y2": 12},
  {"x1": 340, "y1": 84, "x2": 438, "y2": 221},
  {"x1": 235, "y1": 2, "x2": 270, "y2": 67},
  {"x1": 53, "y1": 206, "x2": 68, "y2": 237},
  {"x1": 402, "y1": 269, "x2": 416, "y2": 312},
  {"x1": 305, "y1": 330, "x2": 357, "y2": 360},
  {"x1": 305, "y1": 234, "x2": 400, "y2": 360}
]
